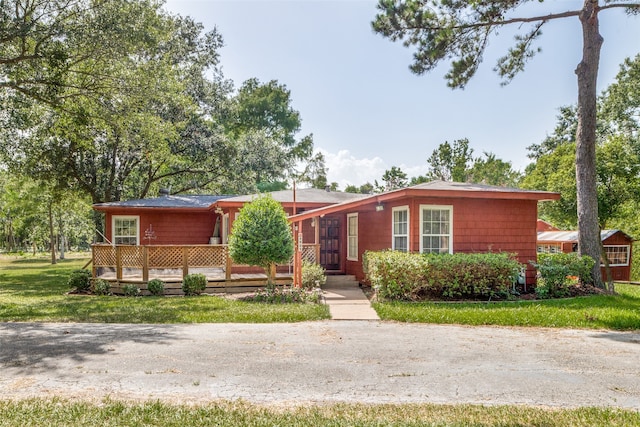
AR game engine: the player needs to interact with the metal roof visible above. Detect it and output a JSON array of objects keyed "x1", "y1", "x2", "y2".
[
  {"x1": 93, "y1": 195, "x2": 228, "y2": 210},
  {"x1": 537, "y1": 229, "x2": 628, "y2": 243}
]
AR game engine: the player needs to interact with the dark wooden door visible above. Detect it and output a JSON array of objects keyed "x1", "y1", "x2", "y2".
[{"x1": 319, "y1": 218, "x2": 341, "y2": 271}]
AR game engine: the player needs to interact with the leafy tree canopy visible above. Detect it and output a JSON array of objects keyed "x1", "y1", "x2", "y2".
[
  {"x1": 523, "y1": 54, "x2": 640, "y2": 230},
  {"x1": 425, "y1": 138, "x2": 520, "y2": 186},
  {"x1": 372, "y1": 0, "x2": 640, "y2": 288},
  {"x1": 0, "y1": 1, "x2": 325, "y2": 205},
  {"x1": 380, "y1": 166, "x2": 408, "y2": 191}
]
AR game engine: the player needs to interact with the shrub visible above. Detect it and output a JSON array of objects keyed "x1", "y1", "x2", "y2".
[
  {"x1": 147, "y1": 279, "x2": 165, "y2": 296},
  {"x1": 182, "y1": 273, "x2": 207, "y2": 296},
  {"x1": 228, "y1": 195, "x2": 294, "y2": 284},
  {"x1": 363, "y1": 250, "x2": 428, "y2": 300},
  {"x1": 425, "y1": 252, "x2": 521, "y2": 299},
  {"x1": 364, "y1": 250, "x2": 522, "y2": 301},
  {"x1": 68, "y1": 269, "x2": 91, "y2": 292},
  {"x1": 532, "y1": 252, "x2": 596, "y2": 298},
  {"x1": 92, "y1": 279, "x2": 111, "y2": 296},
  {"x1": 301, "y1": 261, "x2": 326, "y2": 289},
  {"x1": 122, "y1": 284, "x2": 140, "y2": 297}
]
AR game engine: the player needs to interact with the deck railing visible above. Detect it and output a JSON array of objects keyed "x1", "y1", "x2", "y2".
[{"x1": 92, "y1": 243, "x2": 320, "y2": 282}]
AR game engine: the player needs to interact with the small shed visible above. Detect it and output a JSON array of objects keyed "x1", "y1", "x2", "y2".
[{"x1": 537, "y1": 229, "x2": 634, "y2": 281}]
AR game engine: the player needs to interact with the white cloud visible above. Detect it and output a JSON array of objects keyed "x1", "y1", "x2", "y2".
[
  {"x1": 319, "y1": 149, "x2": 385, "y2": 189},
  {"x1": 318, "y1": 148, "x2": 429, "y2": 190}
]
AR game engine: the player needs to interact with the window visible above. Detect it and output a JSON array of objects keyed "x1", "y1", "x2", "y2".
[
  {"x1": 113, "y1": 216, "x2": 139, "y2": 245},
  {"x1": 392, "y1": 206, "x2": 409, "y2": 252},
  {"x1": 537, "y1": 244, "x2": 562, "y2": 254},
  {"x1": 347, "y1": 213, "x2": 358, "y2": 261},
  {"x1": 603, "y1": 245, "x2": 630, "y2": 267},
  {"x1": 420, "y1": 205, "x2": 453, "y2": 254}
]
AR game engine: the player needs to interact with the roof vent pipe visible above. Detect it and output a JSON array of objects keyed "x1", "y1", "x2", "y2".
[
  {"x1": 325, "y1": 185, "x2": 330, "y2": 192},
  {"x1": 159, "y1": 187, "x2": 171, "y2": 197}
]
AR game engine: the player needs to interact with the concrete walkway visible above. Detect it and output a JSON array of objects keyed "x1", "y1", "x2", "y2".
[{"x1": 322, "y1": 276, "x2": 379, "y2": 320}]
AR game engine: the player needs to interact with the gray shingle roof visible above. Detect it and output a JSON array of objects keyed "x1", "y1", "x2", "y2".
[
  {"x1": 410, "y1": 180, "x2": 550, "y2": 194},
  {"x1": 218, "y1": 188, "x2": 367, "y2": 204},
  {"x1": 93, "y1": 195, "x2": 228, "y2": 209}
]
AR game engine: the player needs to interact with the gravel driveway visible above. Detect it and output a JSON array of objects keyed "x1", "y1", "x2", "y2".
[{"x1": 1, "y1": 321, "x2": 639, "y2": 408}]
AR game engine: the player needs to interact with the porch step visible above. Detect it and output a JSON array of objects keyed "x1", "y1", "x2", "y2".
[{"x1": 324, "y1": 275, "x2": 359, "y2": 287}]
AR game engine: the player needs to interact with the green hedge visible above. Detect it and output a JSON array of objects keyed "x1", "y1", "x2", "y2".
[
  {"x1": 364, "y1": 251, "x2": 522, "y2": 301},
  {"x1": 532, "y1": 252, "x2": 595, "y2": 298}
]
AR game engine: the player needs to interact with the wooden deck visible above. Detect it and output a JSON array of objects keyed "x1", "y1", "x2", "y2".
[{"x1": 92, "y1": 244, "x2": 316, "y2": 294}]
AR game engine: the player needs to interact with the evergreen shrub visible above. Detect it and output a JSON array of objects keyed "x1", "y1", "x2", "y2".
[
  {"x1": 364, "y1": 250, "x2": 522, "y2": 301},
  {"x1": 301, "y1": 260, "x2": 326, "y2": 289},
  {"x1": 532, "y1": 252, "x2": 595, "y2": 298},
  {"x1": 182, "y1": 273, "x2": 207, "y2": 296},
  {"x1": 147, "y1": 279, "x2": 165, "y2": 296},
  {"x1": 92, "y1": 278, "x2": 111, "y2": 296},
  {"x1": 68, "y1": 269, "x2": 91, "y2": 292}
]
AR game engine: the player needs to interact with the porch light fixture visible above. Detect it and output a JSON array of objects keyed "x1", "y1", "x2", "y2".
[
  {"x1": 214, "y1": 207, "x2": 223, "y2": 215},
  {"x1": 376, "y1": 202, "x2": 384, "y2": 212}
]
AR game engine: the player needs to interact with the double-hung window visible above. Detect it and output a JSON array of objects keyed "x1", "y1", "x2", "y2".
[
  {"x1": 392, "y1": 206, "x2": 409, "y2": 252},
  {"x1": 113, "y1": 216, "x2": 139, "y2": 245},
  {"x1": 420, "y1": 205, "x2": 453, "y2": 254},
  {"x1": 347, "y1": 213, "x2": 358, "y2": 261}
]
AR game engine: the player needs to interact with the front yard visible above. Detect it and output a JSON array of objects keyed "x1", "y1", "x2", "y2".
[
  {"x1": 0, "y1": 255, "x2": 329, "y2": 323},
  {"x1": 1, "y1": 253, "x2": 639, "y2": 329}
]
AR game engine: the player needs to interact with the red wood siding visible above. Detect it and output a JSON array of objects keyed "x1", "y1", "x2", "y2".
[
  {"x1": 345, "y1": 197, "x2": 540, "y2": 285},
  {"x1": 105, "y1": 210, "x2": 216, "y2": 245},
  {"x1": 554, "y1": 232, "x2": 633, "y2": 282}
]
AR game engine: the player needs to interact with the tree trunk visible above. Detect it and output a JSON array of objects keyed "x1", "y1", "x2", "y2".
[
  {"x1": 575, "y1": 0, "x2": 603, "y2": 287},
  {"x1": 600, "y1": 239, "x2": 615, "y2": 293},
  {"x1": 48, "y1": 201, "x2": 57, "y2": 265}
]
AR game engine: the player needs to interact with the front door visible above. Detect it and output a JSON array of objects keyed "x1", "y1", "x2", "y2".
[{"x1": 319, "y1": 217, "x2": 341, "y2": 271}]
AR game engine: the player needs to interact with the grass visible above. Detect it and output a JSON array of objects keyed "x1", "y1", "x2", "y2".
[
  {"x1": 374, "y1": 284, "x2": 640, "y2": 330},
  {"x1": 0, "y1": 254, "x2": 329, "y2": 323},
  {"x1": 0, "y1": 399, "x2": 638, "y2": 426}
]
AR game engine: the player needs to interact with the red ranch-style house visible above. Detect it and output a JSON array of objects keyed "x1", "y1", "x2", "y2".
[{"x1": 91, "y1": 182, "x2": 560, "y2": 292}]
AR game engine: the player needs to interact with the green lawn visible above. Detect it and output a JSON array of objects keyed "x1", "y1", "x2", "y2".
[
  {"x1": 3, "y1": 253, "x2": 640, "y2": 329},
  {"x1": 0, "y1": 254, "x2": 329, "y2": 323},
  {"x1": 374, "y1": 284, "x2": 640, "y2": 330},
  {"x1": 1, "y1": 399, "x2": 639, "y2": 427}
]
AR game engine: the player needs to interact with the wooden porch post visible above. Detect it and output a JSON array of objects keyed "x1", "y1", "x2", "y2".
[
  {"x1": 294, "y1": 220, "x2": 303, "y2": 287},
  {"x1": 314, "y1": 216, "x2": 320, "y2": 264},
  {"x1": 182, "y1": 247, "x2": 189, "y2": 278},
  {"x1": 91, "y1": 246, "x2": 97, "y2": 278},
  {"x1": 142, "y1": 246, "x2": 149, "y2": 282},
  {"x1": 225, "y1": 247, "x2": 232, "y2": 280},
  {"x1": 116, "y1": 246, "x2": 122, "y2": 281}
]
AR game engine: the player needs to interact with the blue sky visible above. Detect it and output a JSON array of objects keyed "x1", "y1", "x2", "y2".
[{"x1": 163, "y1": 0, "x2": 640, "y2": 189}]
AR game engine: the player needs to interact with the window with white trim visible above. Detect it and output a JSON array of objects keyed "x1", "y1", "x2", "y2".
[
  {"x1": 420, "y1": 205, "x2": 453, "y2": 254},
  {"x1": 347, "y1": 213, "x2": 358, "y2": 261},
  {"x1": 113, "y1": 216, "x2": 139, "y2": 245},
  {"x1": 603, "y1": 245, "x2": 630, "y2": 266},
  {"x1": 392, "y1": 206, "x2": 409, "y2": 252}
]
